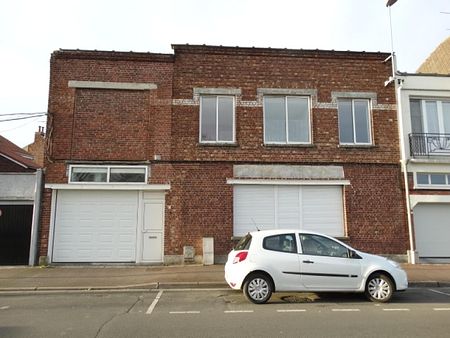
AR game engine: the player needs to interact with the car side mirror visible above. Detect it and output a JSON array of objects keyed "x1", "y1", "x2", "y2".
[{"x1": 349, "y1": 250, "x2": 361, "y2": 259}]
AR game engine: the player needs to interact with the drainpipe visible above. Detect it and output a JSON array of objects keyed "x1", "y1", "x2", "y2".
[
  {"x1": 395, "y1": 78, "x2": 416, "y2": 264},
  {"x1": 28, "y1": 168, "x2": 43, "y2": 266}
]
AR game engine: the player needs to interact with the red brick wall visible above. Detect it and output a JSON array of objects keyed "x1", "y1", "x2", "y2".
[
  {"x1": 171, "y1": 45, "x2": 399, "y2": 164},
  {"x1": 343, "y1": 164, "x2": 408, "y2": 254}
]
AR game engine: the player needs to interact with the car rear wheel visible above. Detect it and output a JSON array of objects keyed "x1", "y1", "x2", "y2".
[
  {"x1": 365, "y1": 273, "x2": 394, "y2": 303},
  {"x1": 243, "y1": 273, "x2": 273, "y2": 304}
]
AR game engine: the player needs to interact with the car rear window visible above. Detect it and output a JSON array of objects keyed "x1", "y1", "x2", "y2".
[{"x1": 235, "y1": 234, "x2": 252, "y2": 250}]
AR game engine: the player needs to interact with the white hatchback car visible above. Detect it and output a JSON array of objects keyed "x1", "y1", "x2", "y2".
[{"x1": 225, "y1": 230, "x2": 408, "y2": 304}]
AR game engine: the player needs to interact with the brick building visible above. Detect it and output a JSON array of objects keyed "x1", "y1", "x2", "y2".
[{"x1": 40, "y1": 45, "x2": 409, "y2": 265}]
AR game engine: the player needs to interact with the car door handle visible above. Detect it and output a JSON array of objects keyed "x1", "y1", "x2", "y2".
[
  {"x1": 148, "y1": 236, "x2": 157, "y2": 239},
  {"x1": 303, "y1": 260, "x2": 314, "y2": 264}
]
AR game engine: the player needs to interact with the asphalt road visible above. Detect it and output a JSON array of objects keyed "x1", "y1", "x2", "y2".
[{"x1": 1, "y1": 287, "x2": 450, "y2": 337}]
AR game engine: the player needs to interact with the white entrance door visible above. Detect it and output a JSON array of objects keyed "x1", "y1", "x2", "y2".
[{"x1": 140, "y1": 194, "x2": 164, "y2": 262}]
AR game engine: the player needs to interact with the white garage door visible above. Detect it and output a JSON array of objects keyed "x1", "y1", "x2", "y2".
[
  {"x1": 52, "y1": 190, "x2": 138, "y2": 262},
  {"x1": 234, "y1": 185, "x2": 344, "y2": 237},
  {"x1": 414, "y1": 203, "x2": 450, "y2": 262}
]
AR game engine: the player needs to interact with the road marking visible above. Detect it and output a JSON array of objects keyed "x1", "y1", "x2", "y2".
[
  {"x1": 146, "y1": 290, "x2": 163, "y2": 315},
  {"x1": 224, "y1": 310, "x2": 254, "y2": 313},
  {"x1": 276, "y1": 309, "x2": 307, "y2": 313},
  {"x1": 429, "y1": 289, "x2": 450, "y2": 297},
  {"x1": 169, "y1": 311, "x2": 200, "y2": 314},
  {"x1": 382, "y1": 308, "x2": 410, "y2": 311},
  {"x1": 433, "y1": 308, "x2": 450, "y2": 311},
  {"x1": 332, "y1": 309, "x2": 360, "y2": 312},
  {"x1": 0, "y1": 306, "x2": 10, "y2": 310}
]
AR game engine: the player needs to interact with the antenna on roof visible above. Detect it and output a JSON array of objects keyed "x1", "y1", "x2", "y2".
[{"x1": 251, "y1": 218, "x2": 260, "y2": 231}]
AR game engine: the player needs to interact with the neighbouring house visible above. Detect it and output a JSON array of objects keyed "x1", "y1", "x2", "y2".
[
  {"x1": 397, "y1": 73, "x2": 450, "y2": 263},
  {"x1": 40, "y1": 45, "x2": 409, "y2": 265},
  {"x1": 23, "y1": 126, "x2": 45, "y2": 167},
  {"x1": 0, "y1": 135, "x2": 42, "y2": 265},
  {"x1": 417, "y1": 37, "x2": 450, "y2": 75}
]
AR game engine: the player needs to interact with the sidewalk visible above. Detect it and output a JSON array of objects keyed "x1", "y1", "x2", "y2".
[{"x1": 0, "y1": 264, "x2": 449, "y2": 292}]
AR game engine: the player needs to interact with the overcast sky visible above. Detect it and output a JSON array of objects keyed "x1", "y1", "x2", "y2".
[{"x1": 1, "y1": 0, "x2": 449, "y2": 147}]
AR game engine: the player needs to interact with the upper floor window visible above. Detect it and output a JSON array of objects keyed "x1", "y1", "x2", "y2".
[
  {"x1": 410, "y1": 99, "x2": 450, "y2": 134},
  {"x1": 338, "y1": 99, "x2": 372, "y2": 145},
  {"x1": 70, "y1": 165, "x2": 147, "y2": 183},
  {"x1": 200, "y1": 96, "x2": 235, "y2": 143},
  {"x1": 264, "y1": 96, "x2": 311, "y2": 144}
]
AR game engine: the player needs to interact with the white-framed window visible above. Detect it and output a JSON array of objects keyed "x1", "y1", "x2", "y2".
[
  {"x1": 410, "y1": 98, "x2": 450, "y2": 134},
  {"x1": 200, "y1": 96, "x2": 235, "y2": 143},
  {"x1": 69, "y1": 165, "x2": 148, "y2": 184},
  {"x1": 415, "y1": 172, "x2": 450, "y2": 189},
  {"x1": 338, "y1": 98, "x2": 372, "y2": 145},
  {"x1": 263, "y1": 96, "x2": 311, "y2": 144}
]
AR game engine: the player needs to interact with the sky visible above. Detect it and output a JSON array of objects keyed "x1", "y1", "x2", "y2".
[{"x1": 0, "y1": 0, "x2": 449, "y2": 147}]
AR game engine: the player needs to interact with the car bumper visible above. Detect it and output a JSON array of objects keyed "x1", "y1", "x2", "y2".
[
  {"x1": 224, "y1": 261, "x2": 249, "y2": 290},
  {"x1": 394, "y1": 268, "x2": 408, "y2": 291}
]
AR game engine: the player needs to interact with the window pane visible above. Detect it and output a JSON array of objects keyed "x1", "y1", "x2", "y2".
[
  {"x1": 287, "y1": 97, "x2": 310, "y2": 143},
  {"x1": 263, "y1": 234, "x2": 297, "y2": 253},
  {"x1": 416, "y1": 173, "x2": 429, "y2": 185},
  {"x1": 338, "y1": 100, "x2": 354, "y2": 143},
  {"x1": 425, "y1": 101, "x2": 439, "y2": 133},
  {"x1": 442, "y1": 102, "x2": 450, "y2": 134},
  {"x1": 217, "y1": 97, "x2": 234, "y2": 142},
  {"x1": 410, "y1": 99, "x2": 423, "y2": 133},
  {"x1": 201, "y1": 96, "x2": 216, "y2": 141},
  {"x1": 265, "y1": 97, "x2": 286, "y2": 142},
  {"x1": 110, "y1": 167, "x2": 146, "y2": 183},
  {"x1": 71, "y1": 167, "x2": 107, "y2": 182},
  {"x1": 430, "y1": 174, "x2": 446, "y2": 185},
  {"x1": 354, "y1": 100, "x2": 370, "y2": 143}
]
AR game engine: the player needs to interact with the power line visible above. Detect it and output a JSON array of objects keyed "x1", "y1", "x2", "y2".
[
  {"x1": 0, "y1": 112, "x2": 48, "y2": 117},
  {"x1": 0, "y1": 114, "x2": 47, "y2": 123}
]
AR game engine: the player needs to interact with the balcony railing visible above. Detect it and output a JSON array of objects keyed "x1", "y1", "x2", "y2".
[{"x1": 409, "y1": 133, "x2": 450, "y2": 157}]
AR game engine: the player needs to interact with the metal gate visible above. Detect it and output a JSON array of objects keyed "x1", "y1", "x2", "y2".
[{"x1": 0, "y1": 205, "x2": 33, "y2": 265}]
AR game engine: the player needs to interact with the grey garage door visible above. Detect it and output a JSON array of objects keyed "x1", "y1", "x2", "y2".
[{"x1": 413, "y1": 203, "x2": 450, "y2": 263}]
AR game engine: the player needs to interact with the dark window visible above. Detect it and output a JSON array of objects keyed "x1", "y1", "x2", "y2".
[
  {"x1": 263, "y1": 234, "x2": 297, "y2": 253},
  {"x1": 300, "y1": 234, "x2": 349, "y2": 258},
  {"x1": 235, "y1": 234, "x2": 252, "y2": 250}
]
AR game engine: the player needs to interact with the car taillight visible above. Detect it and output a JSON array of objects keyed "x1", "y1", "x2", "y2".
[{"x1": 233, "y1": 251, "x2": 248, "y2": 264}]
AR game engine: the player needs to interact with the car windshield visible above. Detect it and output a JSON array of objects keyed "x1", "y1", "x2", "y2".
[{"x1": 235, "y1": 234, "x2": 252, "y2": 250}]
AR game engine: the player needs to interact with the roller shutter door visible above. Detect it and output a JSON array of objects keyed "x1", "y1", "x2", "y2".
[
  {"x1": 413, "y1": 203, "x2": 450, "y2": 262},
  {"x1": 233, "y1": 185, "x2": 344, "y2": 237},
  {"x1": 52, "y1": 190, "x2": 138, "y2": 262}
]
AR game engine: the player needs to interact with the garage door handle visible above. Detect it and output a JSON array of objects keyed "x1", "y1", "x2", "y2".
[
  {"x1": 303, "y1": 260, "x2": 314, "y2": 264},
  {"x1": 148, "y1": 236, "x2": 157, "y2": 239}
]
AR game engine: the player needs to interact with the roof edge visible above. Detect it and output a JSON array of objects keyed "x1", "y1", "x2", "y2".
[
  {"x1": 171, "y1": 44, "x2": 391, "y2": 59},
  {"x1": 52, "y1": 49, "x2": 174, "y2": 63}
]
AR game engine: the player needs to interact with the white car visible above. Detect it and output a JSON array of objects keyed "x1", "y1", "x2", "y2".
[{"x1": 225, "y1": 230, "x2": 408, "y2": 304}]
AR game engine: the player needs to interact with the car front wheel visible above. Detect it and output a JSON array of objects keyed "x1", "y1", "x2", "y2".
[
  {"x1": 243, "y1": 273, "x2": 273, "y2": 304},
  {"x1": 365, "y1": 273, "x2": 394, "y2": 303}
]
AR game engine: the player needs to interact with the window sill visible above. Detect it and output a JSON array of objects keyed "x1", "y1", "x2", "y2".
[
  {"x1": 198, "y1": 142, "x2": 239, "y2": 147},
  {"x1": 264, "y1": 143, "x2": 316, "y2": 148},
  {"x1": 338, "y1": 144, "x2": 376, "y2": 149}
]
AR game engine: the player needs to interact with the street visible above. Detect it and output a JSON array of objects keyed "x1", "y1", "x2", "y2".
[{"x1": 1, "y1": 288, "x2": 450, "y2": 337}]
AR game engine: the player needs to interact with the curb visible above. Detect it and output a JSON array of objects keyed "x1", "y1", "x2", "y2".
[
  {"x1": 409, "y1": 281, "x2": 450, "y2": 288},
  {"x1": 0, "y1": 282, "x2": 228, "y2": 293}
]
